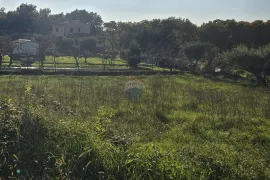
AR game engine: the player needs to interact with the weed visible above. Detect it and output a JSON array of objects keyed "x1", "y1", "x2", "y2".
[{"x1": 0, "y1": 75, "x2": 269, "y2": 179}]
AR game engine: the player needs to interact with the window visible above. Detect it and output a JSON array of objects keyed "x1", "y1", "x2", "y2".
[
  {"x1": 78, "y1": 28, "x2": 80, "y2": 33},
  {"x1": 70, "y1": 28, "x2": 73, "y2": 33},
  {"x1": 56, "y1": 28, "x2": 58, "y2": 32}
]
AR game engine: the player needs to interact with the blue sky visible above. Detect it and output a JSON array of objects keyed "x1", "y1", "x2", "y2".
[{"x1": 1, "y1": 0, "x2": 269, "y2": 25}]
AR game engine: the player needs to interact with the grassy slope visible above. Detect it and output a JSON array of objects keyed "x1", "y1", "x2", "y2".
[{"x1": 0, "y1": 75, "x2": 269, "y2": 179}]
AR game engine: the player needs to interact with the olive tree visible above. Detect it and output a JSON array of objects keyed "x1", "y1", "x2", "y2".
[
  {"x1": 183, "y1": 41, "x2": 215, "y2": 72},
  {"x1": 219, "y1": 44, "x2": 270, "y2": 86},
  {"x1": 80, "y1": 37, "x2": 97, "y2": 63}
]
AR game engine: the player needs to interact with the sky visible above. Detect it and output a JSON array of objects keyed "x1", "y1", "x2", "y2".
[{"x1": 0, "y1": 0, "x2": 270, "y2": 25}]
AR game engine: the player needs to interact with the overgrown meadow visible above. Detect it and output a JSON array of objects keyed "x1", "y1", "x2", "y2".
[{"x1": 0, "y1": 75, "x2": 270, "y2": 180}]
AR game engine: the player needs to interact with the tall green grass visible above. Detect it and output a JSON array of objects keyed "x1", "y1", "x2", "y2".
[{"x1": 0, "y1": 75, "x2": 269, "y2": 179}]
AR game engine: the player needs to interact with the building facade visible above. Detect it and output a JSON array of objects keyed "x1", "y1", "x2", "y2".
[
  {"x1": 52, "y1": 20, "x2": 91, "y2": 37},
  {"x1": 12, "y1": 39, "x2": 39, "y2": 56}
]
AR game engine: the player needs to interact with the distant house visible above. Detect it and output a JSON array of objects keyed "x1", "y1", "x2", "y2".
[
  {"x1": 52, "y1": 20, "x2": 91, "y2": 37},
  {"x1": 12, "y1": 39, "x2": 39, "y2": 56}
]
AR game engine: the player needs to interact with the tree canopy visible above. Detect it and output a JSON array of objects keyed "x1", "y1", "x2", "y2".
[
  {"x1": 1, "y1": 3, "x2": 270, "y2": 85},
  {"x1": 0, "y1": 4, "x2": 103, "y2": 35}
]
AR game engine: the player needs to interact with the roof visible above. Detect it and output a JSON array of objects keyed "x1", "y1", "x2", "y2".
[{"x1": 12, "y1": 39, "x2": 33, "y2": 44}]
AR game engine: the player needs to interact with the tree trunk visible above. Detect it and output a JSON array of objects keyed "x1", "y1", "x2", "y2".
[
  {"x1": 0, "y1": 55, "x2": 2, "y2": 68},
  {"x1": 194, "y1": 60, "x2": 199, "y2": 73},
  {"x1": 84, "y1": 56, "x2": 87, "y2": 64},
  {"x1": 203, "y1": 59, "x2": 213, "y2": 73},
  {"x1": 75, "y1": 58, "x2": 79, "y2": 68},
  {"x1": 41, "y1": 52, "x2": 45, "y2": 69},
  {"x1": 9, "y1": 54, "x2": 13, "y2": 67},
  {"x1": 152, "y1": 58, "x2": 154, "y2": 71},
  {"x1": 53, "y1": 56, "x2": 56, "y2": 72}
]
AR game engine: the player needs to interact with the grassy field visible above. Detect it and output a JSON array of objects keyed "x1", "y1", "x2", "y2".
[
  {"x1": 2, "y1": 56, "x2": 174, "y2": 72},
  {"x1": 0, "y1": 74, "x2": 269, "y2": 179}
]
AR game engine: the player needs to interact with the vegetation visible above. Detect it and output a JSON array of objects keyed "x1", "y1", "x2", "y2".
[
  {"x1": 218, "y1": 44, "x2": 270, "y2": 86},
  {"x1": 0, "y1": 75, "x2": 269, "y2": 179},
  {"x1": 126, "y1": 41, "x2": 142, "y2": 69},
  {"x1": 0, "y1": 5, "x2": 103, "y2": 35},
  {"x1": 1, "y1": 4, "x2": 270, "y2": 178},
  {"x1": 182, "y1": 41, "x2": 217, "y2": 72},
  {"x1": 1, "y1": 4, "x2": 270, "y2": 81}
]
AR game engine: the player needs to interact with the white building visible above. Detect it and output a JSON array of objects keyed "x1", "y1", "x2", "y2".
[
  {"x1": 12, "y1": 39, "x2": 39, "y2": 56},
  {"x1": 52, "y1": 20, "x2": 91, "y2": 37}
]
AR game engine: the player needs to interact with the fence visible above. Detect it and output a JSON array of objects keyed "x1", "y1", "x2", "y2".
[{"x1": 0, "y1": 55, "x2": 185, "y2": 75}]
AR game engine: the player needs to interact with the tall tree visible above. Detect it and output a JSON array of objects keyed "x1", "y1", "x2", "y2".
[
  {"x1": 15, "y1": 3, "x2": 38, "y2": 33},
  {"x1": 199, "y1": 20, "x2": 230, "y2": 50},
  {"x1": 0, "y1": 8, "x2": 7, "y2": 35},
  {"x1": 104, "y1": 21, "x2": 119, "y2": 51},
  {"x1": 49, "y1": 12, "x2": 65, "y2": 25},
  {"x1": 80, "y1": 37, "x2": 97, "y2": 63},
  {"x1": 37, "y1": 8, "x2": 52, "y2": 34}
]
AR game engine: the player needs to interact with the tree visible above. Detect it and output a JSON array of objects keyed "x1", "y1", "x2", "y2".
[
  {"x1": 35, "y1": 35, "x2": 54, "y2": 68},
  {"x1": 15, "y1": 3, "x2": 39, "y2": 33},
  {"x1": 0, "y1": 53, "x2": 2, "y2": 68},
  {"x1": 80, "y1": 37, "x2": 97, "y2": 63},
  {"x1": 0, "y1": 36, "x2": 12, "y2": 66},
  {"x1": 0, "y1": 7, "x2": 5, "y2": 16},
  {"x1": 127, "y1": 41, "x2": 141, "y2": 68},
  {"x1": 55, "y1": 36, "x2": 74, "y2": 54},
  {"x1": 201, "y1": 45, "x2": 220, "y2": 73},
  {"x1": 5, "y1": 11, "x2": 19, "y2": 35},
  {"x1": 0, "y1": 36, "x2": 11, "y2": 54},
  {"x1": 156, "y1": 45, "x2": 179, "y2": 72},
  {"x1": 102, "y1": 21, "x2": 120, "y2": 64},
  {"x1": 118, "y1": 22, "x2": 135, "y2": 49},
  {"x1": 104, "y1": 21, "x2": 119, "y2": 51},
  {"x1": 219, "y1": 45, "x2": 269, "y2": 86},
  {"x1": 199, "y1": 20, "x2": 230, "y2": 50},
  {"x1": 183, "y1": 41, "x2": 212, "y2": 72},
  {"x1": 37, "y1": 8, "x2": 52, "y2": 34},
  {"x1": 72, "y1": 45, "x2": 80, "y2": 68},
  {"x1": 49, "y1": 12, "x2": 65, "y2": 25}
]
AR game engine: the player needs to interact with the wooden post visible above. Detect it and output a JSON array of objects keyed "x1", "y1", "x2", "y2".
[
  {"x1": 152, "y1": 57, "x2": 154, "y2": 71},
  {"x1": 54, "y1": 56, "x2": 56, "y2": 72}
]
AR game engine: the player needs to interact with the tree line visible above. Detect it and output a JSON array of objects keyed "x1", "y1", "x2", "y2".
[
  {"x1": 1, "y1": 3, "x2": 270, "y2": 85},
  {"x1": 0, "y1": 4, "x2": 103, "y2": 35}
]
